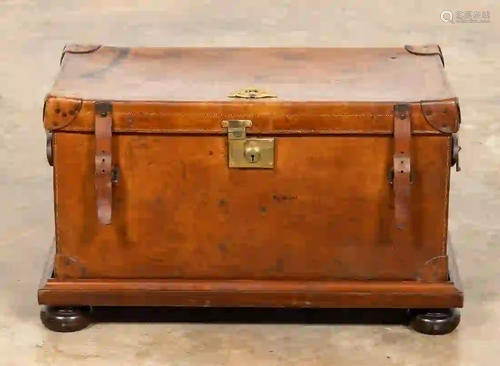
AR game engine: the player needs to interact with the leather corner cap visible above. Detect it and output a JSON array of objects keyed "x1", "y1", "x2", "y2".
[
  {"x1": 55, "y1": 253, "x2": 88, "y2": 278},
  {"x1": 43, "y1": 97, "x2": 83, "y2": 130},
  {"x1": 421, "y1": 100, "x2": 460, "y2": 133},
  {"x1": 416, "y1": 255, "x2": 448, "y2": 282},
  {"x1": 60, "y1": 44, "x2": 102, "y2": 64},
  {"x1": 404, "y1": 44, "x2": 444, "y2": 67}
]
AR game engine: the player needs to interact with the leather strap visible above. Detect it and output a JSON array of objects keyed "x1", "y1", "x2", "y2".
[
  {"x1": 94, "y1": 102, "x2": 113, "y2": 225},
  {"x1": 393, "y1": 104, "x2": 412, "y2": 246}
]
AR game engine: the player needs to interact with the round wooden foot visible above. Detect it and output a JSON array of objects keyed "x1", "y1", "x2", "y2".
[
  {"x1": 40, "y1": 306, "x2": 91, "y2": 332},
  {"x1": 409, "y1": 308, "x2": 460, "y2": 335}
]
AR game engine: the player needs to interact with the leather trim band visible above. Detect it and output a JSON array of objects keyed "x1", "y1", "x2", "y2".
[
  {"x1": 393, "y1": 104, "x2": 412, "y2": 247},
  {"x1": 43, "y1": 99, "x2": 460, "y2": 134},
  {"x1": 94, "y1": 102, "x2": 113, "y2": 225}
]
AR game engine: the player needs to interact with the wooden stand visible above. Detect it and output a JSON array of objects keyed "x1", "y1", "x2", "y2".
[{"x1": 38, "y1": 238, "x2": 463, "y2": 335}]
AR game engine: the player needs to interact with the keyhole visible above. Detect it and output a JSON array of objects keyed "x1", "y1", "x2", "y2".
[{"x1": 244, "y1": 144, "x2": 261, "y2": 163}]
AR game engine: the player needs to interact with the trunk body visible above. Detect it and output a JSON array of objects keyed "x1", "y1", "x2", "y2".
[{"x1": 43, "y1": 45, "x2": 461, "y2": 285}]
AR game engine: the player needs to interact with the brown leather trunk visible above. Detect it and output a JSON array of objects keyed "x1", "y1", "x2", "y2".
[{"x1": 39, "y1": 45, "x2": 463, "y2": 313}]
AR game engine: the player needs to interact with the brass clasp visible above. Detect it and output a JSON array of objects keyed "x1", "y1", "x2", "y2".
[
  {"x1": 221, "y1": 120, "x2": 275, "y2": 169},
  {"x1": 228, "y1": 88, "x2": 277, "y2": 99}
]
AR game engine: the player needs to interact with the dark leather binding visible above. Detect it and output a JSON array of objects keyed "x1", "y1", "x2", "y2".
[
  {"x1": 60, "y1": 44, "x2": 102, "y2": 64},
  {"x1": 404, "y1": 44, "x2": 444, "y2": 67}
]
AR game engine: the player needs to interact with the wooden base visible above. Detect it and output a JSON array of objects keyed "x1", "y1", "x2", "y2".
[
  {"x1": 38, "y1": 279, "x2": 463, "y2": 308},
  {"x1": 37, "y1": 238, "x2": 463, "y2": 333}
]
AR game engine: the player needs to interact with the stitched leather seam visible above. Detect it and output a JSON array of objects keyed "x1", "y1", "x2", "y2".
[
  {"x1": 66, "y1": 112, "x2": 450, "y2": 117},
  {"x1": 48, "y1": 128, "x2": 442, "y2": 134}
]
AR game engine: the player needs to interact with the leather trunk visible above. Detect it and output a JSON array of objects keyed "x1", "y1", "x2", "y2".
[{"x1": 43, "y1": 44, "x2": 461, "y2": 285}]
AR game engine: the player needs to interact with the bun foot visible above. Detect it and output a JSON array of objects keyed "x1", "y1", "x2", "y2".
[
  {"x1": 40, "y1": 306, "x2": 91, "y2": 332},
  {"x1": 409, "y1": 308, "x2": 460, "y2": 335}
]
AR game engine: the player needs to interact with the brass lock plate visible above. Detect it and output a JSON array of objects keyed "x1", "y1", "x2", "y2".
[{"x1": 221, "y1": 120, "x2": 275, "y2": 169}]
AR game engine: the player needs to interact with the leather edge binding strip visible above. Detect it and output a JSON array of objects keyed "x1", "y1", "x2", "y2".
[
  {"x1": 404, "y1": 44, "x2": 445, "y2": 68},
  {"x1": 60, "y1": 44, "x2": 102, "y2": 65}
]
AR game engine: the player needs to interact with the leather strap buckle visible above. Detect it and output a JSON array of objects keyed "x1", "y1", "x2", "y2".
[
  {"x1": 94, "y1": 102, "x2": 113, "y2": 225},
  {"x1": 393, "y1": 104, "x2": 412, "y2": 240}
]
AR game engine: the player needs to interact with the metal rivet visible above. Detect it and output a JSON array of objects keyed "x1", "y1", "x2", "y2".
[
  {"x1": 399, "y1": 113, "x2": 406, "y2": 120},
  {"x1": 100, "y1": 112, "x2": 107, "y2": 117}
]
